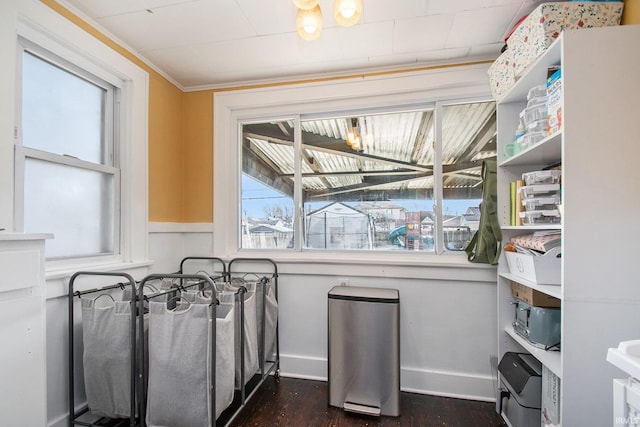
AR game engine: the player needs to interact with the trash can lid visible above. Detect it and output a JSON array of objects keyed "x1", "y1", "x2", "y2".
[{"x1": 328, "y1": 286, "x2": 399, "y2": 303}]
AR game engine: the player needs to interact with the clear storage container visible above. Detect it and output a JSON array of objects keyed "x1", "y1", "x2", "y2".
[
  {"x1": 522, "y1": 170, "x2": 562, "y2": 186},
  {"x1": 527, "y1": 119, "x2": 547, "y2": 134},
  {"x1": 524, "y1": 102, "x2": 547, "y2": 125},
  {"x1": 521, "y1": 131, "x2": 547, "y2": 149},
  {"x1": 520, "y1": 183, "x2": 561, "y2": 199},
  {"x1": 522, "y1": 196, "x2": 561, "y2": 211},
  {"x1": 527, "y1": 84, "x2": 547, "y2": 101},
  {"x1": 520, "y1": 210, "x2": 561, "y2": 225}
]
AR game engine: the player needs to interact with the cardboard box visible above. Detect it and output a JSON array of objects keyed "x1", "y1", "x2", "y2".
[
  {"x1": 541, "y1": 364, "x2": 561, "y2": 427},
  {"x1": 546, "y1": 68, "x2": 562, "y2": 136},
  {"x1": 511, "y1": 281, "x2": 561, "y2": 307}
]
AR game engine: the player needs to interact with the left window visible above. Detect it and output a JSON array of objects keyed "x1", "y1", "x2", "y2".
[{"x1": 15, "y1": 43, "x2": 119, "y2": 260}]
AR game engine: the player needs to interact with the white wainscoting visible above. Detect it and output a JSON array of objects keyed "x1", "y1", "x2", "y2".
[{"x1": 148, "y1": 225, "x2": 500, "y2": 402}]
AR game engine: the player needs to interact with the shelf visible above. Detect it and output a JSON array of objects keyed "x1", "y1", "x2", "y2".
[
  {"x1": 505, "y1": 326, "x2": 562, "y2": 378},
  {"x1": 499, "y1": 272, "x2": 562, "y2": 300},
  {"x1": 495, "y1": 25, "x2": 640, "y2": 426},
  {"x1": 499, "y1": 132, "x2": 562, "y2": 167}
]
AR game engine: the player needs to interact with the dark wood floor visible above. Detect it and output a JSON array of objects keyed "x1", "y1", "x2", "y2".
[{"x1": 228, "y1": 376, "x2": 507, "y2": 427}]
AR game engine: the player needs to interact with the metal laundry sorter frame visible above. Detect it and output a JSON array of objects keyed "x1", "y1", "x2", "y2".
[
  {"x1": 68, "y1": 271, "x2": 220, "y2": 427},
  {"x1": 68, "y1": 271, "x2": 141, "y2": 427},
  {"x1": 67, "y1": 257, "x2": 279, "y2": 427},
  {"x1": 151, "y1": 256, "x2": 280, "y2": 426},
  {"x1": 218, "y1": 257, "x2": 280, "y2": 426},
  {"x1": 137, "y1": 273, "x2": 221, "y2": 427}
]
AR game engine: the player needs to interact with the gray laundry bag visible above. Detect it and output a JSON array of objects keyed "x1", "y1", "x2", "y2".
[
  {"x1": 218, "y1": 281, "x2": 259, "y2": 387},
  {"x1": 179, "y1": 287, "x2": 236, "y2": 416},
  {"x1": 255, "y1": 278, "x2": 278, "y2": 367},
  {"x1": 81, "y1": 296, "x2": 137, "y2": 418},
  {"x1": 145, "y1": 299, "x2": 234, "y2": 427}
]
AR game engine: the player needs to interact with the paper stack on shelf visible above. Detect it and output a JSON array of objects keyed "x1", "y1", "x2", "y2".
[{"x1": 510, "y1": 231, "x2": 561, "y2": 254}]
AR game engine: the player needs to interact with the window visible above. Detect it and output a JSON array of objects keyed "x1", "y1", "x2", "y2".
[
  {"x1": 15, "y1": 43, "x2": 119, "y2": 260},
  {"x1": 239, "y1": 101, "x2": 494, "y2": 253},
  {"x1": 215, "y1": 64, "x2": 494, "y2": 260}
]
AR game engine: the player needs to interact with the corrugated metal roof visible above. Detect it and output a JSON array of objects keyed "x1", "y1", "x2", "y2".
[{"x1": 242, "y1": 100, "x2": 495, "y2": 200}]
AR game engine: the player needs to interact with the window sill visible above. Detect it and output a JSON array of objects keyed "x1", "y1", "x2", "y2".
[
  {"x1": 230, "y1": 248, "x2": 486, "y2": 266},
  {"x1": 45, "y1": 258, "x2": 153, "y2": 281},
  {"x1": 224, "y1": 250, "x2": 497, "y2": 283}
]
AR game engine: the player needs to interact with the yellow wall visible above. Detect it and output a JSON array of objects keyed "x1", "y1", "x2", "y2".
[
  {"x1": 183, "y1": 91, "x2": 213, "y2": 222},
  {"x1": 42, "y1": 0, "x2": 187, "y2": 222},
  {"x1": 622, "y1": 0, "x2": 640, "y2": 23},
  {"x1": 148, "y1": 73, "x2": 185, "y2": 222}
]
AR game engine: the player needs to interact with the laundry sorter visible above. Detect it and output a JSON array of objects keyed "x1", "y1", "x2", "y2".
[{"x1": 67, "y1": 256, "x2": 280, "y2": 427}]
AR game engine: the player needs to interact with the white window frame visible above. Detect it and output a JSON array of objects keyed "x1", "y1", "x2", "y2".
[
  {"x1": 214, "y1": 63, "x2": 492, "y2": 265},
  {"x1": 2, "y1": 2, "x2": 150, "y2": 276},
  {"x1": 15, "y1": 40, "x2": 121, "y2": 261}
]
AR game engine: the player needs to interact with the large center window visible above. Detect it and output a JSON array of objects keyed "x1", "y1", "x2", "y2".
[{"x1": 240, "y1": 100, "x2": 495, "y2": 253}]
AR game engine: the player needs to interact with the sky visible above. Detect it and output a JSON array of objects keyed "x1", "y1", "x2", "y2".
[{"x1": 241, "y1": 175, "x2": 480, "y2": 218}]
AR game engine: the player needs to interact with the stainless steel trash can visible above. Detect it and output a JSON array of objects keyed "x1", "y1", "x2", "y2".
[{"x1": 328, "y1": 286, "x2": 400, "y2": 417}]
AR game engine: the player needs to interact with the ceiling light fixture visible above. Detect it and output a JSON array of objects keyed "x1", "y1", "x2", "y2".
[
  {"x1": 334, "y1": 0, "x2": 362, "y2": 27},
  {"x1": 294, "y1": 0, "x2": 362, "y2": 41},
  {"x1": 346, "y1": 118, "x2": 363, "y2": 151},
  {"x1": 293, "y1": 0, "x2": 318, "y2": 9},
  {"x1": 296, "y1": 5, "x2": 323, "y2": 41}
]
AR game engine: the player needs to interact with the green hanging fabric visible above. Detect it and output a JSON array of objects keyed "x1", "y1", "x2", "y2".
[{"x1": 465, "y1": 160, "x2": 502, "y2": 265}]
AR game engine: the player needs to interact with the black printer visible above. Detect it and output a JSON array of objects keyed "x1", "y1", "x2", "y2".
[{"x1": 498, "y1": 352, "x2": 542, "y2": 427}]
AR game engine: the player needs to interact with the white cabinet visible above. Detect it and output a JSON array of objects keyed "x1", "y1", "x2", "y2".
[
  {"x1": 0, "y1": 233, "x2": 51, "y2": 427},
  {"x1": 496, "y1": 25, "x2": 640, "y2": 426}
]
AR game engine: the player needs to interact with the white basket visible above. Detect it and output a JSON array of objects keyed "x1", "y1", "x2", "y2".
[{"x1": 504, "y1": 246, "x2": 561, "y2": 285}]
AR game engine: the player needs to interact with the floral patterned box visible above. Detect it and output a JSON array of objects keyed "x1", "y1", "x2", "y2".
[
  {"x1": 488, "y1": 49, "x2": 516, "y2": 100},
  {"x1": 507, "y1": 1, "x2": 623, "y2": 78},
  {"x1": 488, "y1": 1, "x2": 623, "y2": 99}
]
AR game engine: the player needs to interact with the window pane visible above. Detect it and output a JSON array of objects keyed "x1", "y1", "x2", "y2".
[
  {"x1": 238, "y1": 100, "x2": 496, "y2": 253},
  {"x1": 241, "y1": 121, "x2": 295, "y2": 249},
  {"x1": 24, "y1": 158, "x2": 115, "y2": 259},
  {"x1": 300, "y1": 111, "x2": 436, "y2": 251},
  {"x1": 441, "y1": 101, "x2": 496, "y2": 250},
  {"x1": 22, "y1": 51, "x2": 106, "y2": 164}
]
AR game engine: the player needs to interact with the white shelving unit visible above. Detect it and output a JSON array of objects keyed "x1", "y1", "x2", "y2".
[{"x1": 496, "y1": 24, "x2": 640, "y2": 426}]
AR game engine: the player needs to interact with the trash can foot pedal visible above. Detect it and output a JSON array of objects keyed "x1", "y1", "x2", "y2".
[{"x1": 343, "y1": 402, "x2": 381, "y2": 416}]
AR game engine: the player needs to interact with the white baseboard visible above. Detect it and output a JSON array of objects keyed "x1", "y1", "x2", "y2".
[
  {"x1": 48, "y1": 412, "x2": 68, "y2": 427},
  {"x1": 279, "y1": 353, "x2": 496, "y2": 402},
  {"x1": 280, "y1": 353, "x2": 328, "y2": 381},
  {"x1": 400, "y1": 366, "x2": 496, "y2": 402}
]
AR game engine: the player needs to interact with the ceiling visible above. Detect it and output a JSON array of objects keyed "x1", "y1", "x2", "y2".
[{"x1": 60, "y1": 0, "x2": 547, "y2": 90}]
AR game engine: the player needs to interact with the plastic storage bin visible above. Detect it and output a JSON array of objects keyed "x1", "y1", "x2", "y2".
[
  {"x1": 328, "y1": 286, "x2": 400, "y2": 417},
  {"x1": 526, "y1": 119, "x2": 547, "y2": 134},
  {"x1": 521, "y1": 131, "x2": 547, "y2": 149},
  {"x1": 524, "y1": 102, "x2": 547, "y2": 125},
  {"x1": 522, "y1": 196, "x2": 560, "y2": 211},
  {"x1": 520, "y1": 210, "x2": 561, "y2": 225},
  {"x1": 527, "y1": 84, "x2": 547, "y2": 101},
  {"x1": 522, "y1": 170, "x2": 562, "y2": 186},
  {"x1": 520, "y1": 183, "x2": 560, "y2": 199}
]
